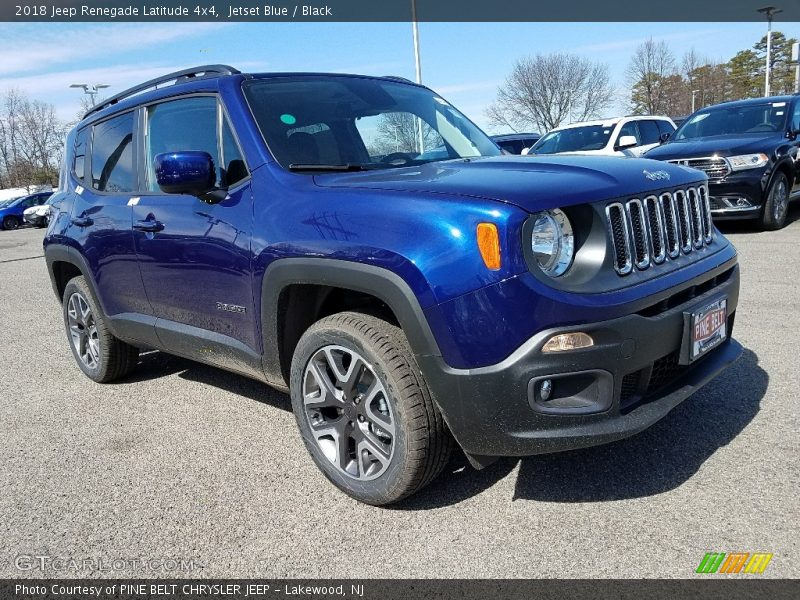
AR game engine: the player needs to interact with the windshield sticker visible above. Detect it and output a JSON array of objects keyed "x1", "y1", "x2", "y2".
[
  {"x1": 280, "y1": 113, "x2": 297, "y2": 125},
  {"x1": 772, "y1": 102, "x2": 786, "y2": 107}
]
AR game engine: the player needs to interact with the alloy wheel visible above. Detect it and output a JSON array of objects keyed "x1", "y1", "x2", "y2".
[
  {"x1": 772, "y1": 178, "x2": 788, "y2": 222},
  {"x1": 302, "y1": 345, "x2": 395, "y2": 480},
  {"x1": 67, "y1": 292, "x2": 100, "y2": 369}
]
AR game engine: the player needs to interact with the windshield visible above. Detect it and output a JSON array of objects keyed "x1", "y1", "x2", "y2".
[
  {"x1": 0, "y1": 197, "x2": 20, "y2": 208},
  {"x1": 243, "y1": 76, "x2": 501, "y2": 170},
  {"x1": 530, "y1": 124, "x2": 615, "y2": 154},
  {"x1": 675, "y1": 102, "x2": 789, "y2": 140}
]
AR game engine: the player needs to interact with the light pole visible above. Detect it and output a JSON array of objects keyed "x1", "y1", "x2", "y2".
[
  {"x1": 691, "y1": 89, "x2": 700, "y2": 113},
  {"x1": 757, "y1": 6, "x2": 783, "y2": 97},
  {"x1": 410, "y1": 0, "x2": 424, "y2": 153},
  {"x1": 792, "y1": 41, "x2": 799, "y2": 93},
  {"x1": 69, "y1": 83, "x2": 110, "y2": 106}
]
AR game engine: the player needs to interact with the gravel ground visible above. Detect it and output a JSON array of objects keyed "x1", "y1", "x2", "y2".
[{"x1": 0, "y1": 209, "x2": 798, "y2": 579}]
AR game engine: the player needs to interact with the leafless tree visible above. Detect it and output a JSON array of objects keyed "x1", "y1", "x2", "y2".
[
  {"x1": 0, "y1": 89, "x2": 66, "y2": 190},
  {"x1": 627, "y1": 38, "x2": 677, "y2": 115},
  {"x1": 485, "y1": 53, "x2": 614, "y2": 133}
]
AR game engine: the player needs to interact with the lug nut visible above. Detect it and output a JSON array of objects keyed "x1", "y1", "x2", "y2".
[{"x1": 358, "y1": 415, "x2": 365, "y2": 423}]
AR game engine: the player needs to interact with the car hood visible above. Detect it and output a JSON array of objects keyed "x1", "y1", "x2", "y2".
[
  {"x1": 313, "y1": 155, "x2": 704, "y2": 212},
  {"x1": 646, "y1": 133, "x2": 784, "y2": 160}
]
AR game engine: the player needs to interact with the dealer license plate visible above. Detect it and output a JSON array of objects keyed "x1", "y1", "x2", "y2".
[{"x1": 690, "y1": 297, "x2": 727, "y2": 361}]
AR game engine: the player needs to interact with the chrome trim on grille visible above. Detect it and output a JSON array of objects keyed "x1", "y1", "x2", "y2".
[
  {"x1": 659, "y1": 192, "x2": 681, "y2": 259},
  {"x1": 643, "y1": 195, "x2": 667, "y2": 265},
  {"x1": 667, "y1": 156, "x2": 731, "y2": 180},
  {"x1": 605, "y1": 185, "x2": 715, "y2": 276},
  {"x1": 674, "y1": 189, "x2": 693, "y2": 254},
  {"x1": 606, "y1": 202, "x2": 633, "y2": 275},
  {"x1": 625, "y1": 199, "x2": 650, "y2": 270},
  {"x1": 687, "y1": 187, "x2": 704, "y2": 249},
  {"x1": 698, "y1": 184, "x2": 714, "y2": 243}
]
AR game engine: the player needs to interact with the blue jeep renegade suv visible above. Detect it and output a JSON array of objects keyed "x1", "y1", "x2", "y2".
[{"x1": 45, "y1": 65, "x2": 742, "y2": 504}]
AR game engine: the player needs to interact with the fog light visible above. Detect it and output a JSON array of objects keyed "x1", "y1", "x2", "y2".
[
  {"x1": 542, "y1": 332, "x2": 594, "y2": 353},
  {"x1": 539, "y1": 379, "x2": 553, "y2": 401}
]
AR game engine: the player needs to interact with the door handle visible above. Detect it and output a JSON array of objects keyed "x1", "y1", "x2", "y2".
[
  {"x1": 133, "y1": 219, "x2": 165, "y2": 233},
  {"x1": 71, "y1": 216, "x2": 93, "y2": 227}
]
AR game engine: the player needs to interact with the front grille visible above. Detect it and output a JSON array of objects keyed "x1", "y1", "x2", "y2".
[
  {"x1": 646, "y1": 351, "x2": 686, "y2": 395},
  {"x1": 668, "y1": 157, "x2": 731, "y2": 180},
  {"x1": 606, "y1": 185, "x2": 714, "y2": 276}
]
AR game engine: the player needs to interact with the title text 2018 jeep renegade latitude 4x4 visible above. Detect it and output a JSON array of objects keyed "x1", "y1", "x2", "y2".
[{"x1": 45, "y1": 66, "x2": 742, "y2": 505}]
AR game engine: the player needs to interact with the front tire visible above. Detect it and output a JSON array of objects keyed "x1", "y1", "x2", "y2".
[
  {"x1": 290, "y1": 311, "x2": 453, "y2": 505},
  {"x1": 62, "y1": 276, "x2": 139, "y2": 383},
  {"x1": 761, "y1": 171, "x2": 790, "y2": 230},
  {"x1": 2, "y1": 215, "x2": 20, "y2": 230}
]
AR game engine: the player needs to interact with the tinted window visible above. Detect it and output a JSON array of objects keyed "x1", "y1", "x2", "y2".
[
  {"x1": 73, "y1": 127, "x2": 89, "y2": 180},
  {"x1": 657, "y1": 120, "x2": 676, "y2": 136},
  {"x1": 638, "y1": 120, "x2": 661, "y2": 145},
  {"x1": 243, "y1": 77, "x2": 500, "y2": 170},
  {"x1": 617, "y1": 121, "x2": 640, "y2": 146},
  {"x1": 531, "y1": 125, "x2": 614, "y2": 154},
  {"x1": 676, "y1": 102, "x2": 789, "y2": 140},
  {"x1": 497, "y1": 140, "x2": 524, "y2": 154},
  {"x1": 146, "y1": 96, "x2": 247, "y2": 190},
  {"x1": 221, "y1": 118, "x2": 248, "y2": 186},
  {"x1": 92, "y1": 113, "x2": 135, "y2": 193},
  {"x1": 790, "y1": 101, "x2": 800, "y2": 131}
]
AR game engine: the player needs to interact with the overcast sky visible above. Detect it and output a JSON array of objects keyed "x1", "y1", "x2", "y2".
[{"x1": 0, "y1": 20, "x2": 796, "y2": 132}]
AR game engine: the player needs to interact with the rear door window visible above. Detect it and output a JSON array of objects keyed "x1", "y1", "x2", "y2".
[{"x1": 91, "y1": 112, "x2": 136, "y2": 193}]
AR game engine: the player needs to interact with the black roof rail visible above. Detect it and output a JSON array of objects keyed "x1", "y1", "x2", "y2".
[
  {"x1": 84, "y1": 64, "x2": 240, "y2": 119},
  {"x1": 382, "y1": 75, "x2": 416, "y2": 84}
]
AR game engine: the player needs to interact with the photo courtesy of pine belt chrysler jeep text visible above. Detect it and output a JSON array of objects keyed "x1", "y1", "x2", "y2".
[{"x1": 44, "y1": 65, "x2": 743, "y2": 505}]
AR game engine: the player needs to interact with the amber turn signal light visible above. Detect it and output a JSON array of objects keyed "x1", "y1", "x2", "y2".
[{"x1": 476, "y1": 223, "x2": 501, "y2": 270}]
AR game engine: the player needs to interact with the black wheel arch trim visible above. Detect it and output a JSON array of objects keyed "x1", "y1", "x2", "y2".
[{"x1": 259, "y1": 258, "x2": 442, "y2": 388}]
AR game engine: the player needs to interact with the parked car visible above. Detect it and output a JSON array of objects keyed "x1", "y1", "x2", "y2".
[
  {"x1": 23, "y1": 194, "x2": 57, "y2": 227},
  {"x1": 45, "y1": 65, "x2": 741, "y2": 505},
  {"x1": 528, "y1": 116, "x2": 676, "y2": 157},
  {"x1": 491, "y1": 133, "x2": 541, "y2": 155},
  {"x1": 0, "y1": 191, "x2": 51, "y2": 230},
  {"x1": 646, "y1": 96, "x2": 800, "y2": 230}
]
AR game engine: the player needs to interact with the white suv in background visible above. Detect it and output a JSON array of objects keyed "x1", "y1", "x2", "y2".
[{"x1": 526, "y1": 115, "x2": 676, "y2": 157}]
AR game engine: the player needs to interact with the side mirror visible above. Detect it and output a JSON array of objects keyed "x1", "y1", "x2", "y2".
[
  {"x1": 659, "y1": 132, "x2": 671, "y2": 143},
  {"x1": 154, "y1": 151, "x2": 224, "y2": 202},
  {"x1": 617, "y1": 135, "x2": 638, "y2": 150}
]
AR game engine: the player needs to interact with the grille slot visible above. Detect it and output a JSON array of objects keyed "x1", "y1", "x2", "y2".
[
  {"x1": 674, "y1": 190, "x2": 693, "y2": 254},
  {"x1": 605, "y1": 185, "x2": 714, "y2": 276},
  {"x1": 687, "y1": 188, "x2": 704, "y2": 248},
  {"x1": 698, "y1": 185, "x2": 713, "y2": 243},
  {"x1": 606, "y1": 203, "x2": 632, "y2": 275},
  {"x1": 643, "y1": 195, "x2": 666, "y2": 264},
  {"x1": 667, "y1": 157, "x2": 731, "y2": 180},
  {"x1": 660, "y1": 193, "x2": 680, "y2": 259},
  {"x1": 625, "y1": 199, "x2": 650, "y2": 270}
]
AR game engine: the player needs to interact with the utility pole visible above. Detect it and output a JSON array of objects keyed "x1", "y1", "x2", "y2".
[
  {"x1": 792, "y1": 42, "x2": 799, "y2": 93},
  {"x1": 757, "y1": 6, "x2": 783, "y2": 97},
  {"x1": 410, "y1": 0, "x2": 425, "y2": 153},
  {"x1": 691, "y1": 89, "x2": 700, "y2": 113}
]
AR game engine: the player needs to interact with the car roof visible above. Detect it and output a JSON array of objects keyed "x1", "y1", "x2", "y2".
[
  {"x1": 697, "y1": 95, "x2": 797, "y2": 111},
  {"x1": 550, "y1": 115, "x2": 672, "y2": 132}
]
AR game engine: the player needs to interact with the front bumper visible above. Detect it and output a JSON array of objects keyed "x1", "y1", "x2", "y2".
[
  {"x1": 23, "y1": 214, "x2": 46, "y2": 226},
  {"x1": 420, "y1": 263, "x2": 741, "y2": 459},
  {"x1": 708, "y1": 175, "x2": 764, "y2": 220}
]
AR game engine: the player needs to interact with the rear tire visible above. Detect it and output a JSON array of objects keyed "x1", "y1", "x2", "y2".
[
  {"x1": 761, "y1": 171, "x2": 789, "y2": 230},
  {"x1": 290, "y1": 311, "x2": 453, "y2": 505},
  {"x1": 62, "y1": 276, "x2": 139, "y2": 383},
  {"x1": 2, "y1": 215, "x2": 19, "y2": 230}
]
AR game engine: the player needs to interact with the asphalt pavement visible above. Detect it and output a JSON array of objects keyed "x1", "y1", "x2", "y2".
[{"x1": 0, "y1": 210, "x2": 798, "y2": 578}]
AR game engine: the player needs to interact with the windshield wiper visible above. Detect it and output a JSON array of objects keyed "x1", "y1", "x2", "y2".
[{"x1": 288, "y1": 163, "x2": 369, "y2": 172}]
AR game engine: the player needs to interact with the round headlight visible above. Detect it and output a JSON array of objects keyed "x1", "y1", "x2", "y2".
[{"x1": 531, "y1": 209, "x2": 574, "y2": 277}]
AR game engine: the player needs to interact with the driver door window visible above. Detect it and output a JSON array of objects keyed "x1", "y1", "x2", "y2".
[{"x1": 617, "y1": 121, "x2": 641, "y2": 148}]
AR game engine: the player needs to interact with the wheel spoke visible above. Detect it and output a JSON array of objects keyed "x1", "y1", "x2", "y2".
[{"x1": 302, "y1": 344, "x2": 395, "y2": 481}]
